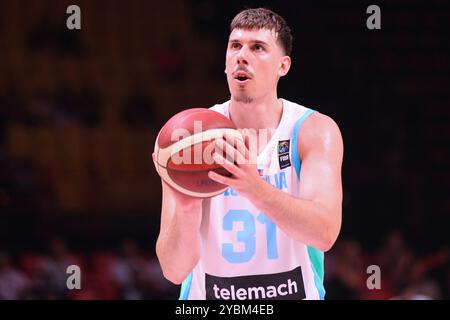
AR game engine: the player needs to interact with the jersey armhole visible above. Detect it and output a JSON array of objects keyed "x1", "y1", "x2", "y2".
[{"x1": 290, "y1": 109, "x2": 316, "y2": 179}]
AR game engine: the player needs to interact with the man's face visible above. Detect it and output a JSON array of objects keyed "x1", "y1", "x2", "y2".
[{"x1": 225, "y1": 28, "x2": 289, "y2": 103}]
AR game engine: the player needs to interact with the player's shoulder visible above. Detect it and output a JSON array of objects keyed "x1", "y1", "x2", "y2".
[
  {"x1": 297, "y1": 108, "x2": 343, "y2": 154},
  {"x1": 305, "y1": 112, "x2": 341, "y2": 135},
  {"x1": 284, "y1": 99, "x2": 341, "y2": 135},
  {"x1": 208, "y1": 101, "x2": 230, "y2": 115}
]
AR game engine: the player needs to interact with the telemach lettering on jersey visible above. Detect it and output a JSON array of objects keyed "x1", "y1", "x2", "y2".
[
  {"x1": 205, "y1": 267, "x2": 306, "y2": 300},
  {"x1": 212, "y1": 279, "x2": 298, "y2": 300}
]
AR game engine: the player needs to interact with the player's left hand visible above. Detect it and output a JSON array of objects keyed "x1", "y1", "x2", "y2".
[{"x1": 208, "y1": 131, "x2": 265, "y2": 199}]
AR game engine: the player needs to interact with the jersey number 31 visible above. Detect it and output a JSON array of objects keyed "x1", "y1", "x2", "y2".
[{"x1": 222, "y1": 209, "x2": 278, "y2": 263}]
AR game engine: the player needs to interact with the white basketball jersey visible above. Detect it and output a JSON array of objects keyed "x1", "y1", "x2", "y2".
[{"x1": 179, "y1": 99, "x2": 325, "y2": 300}]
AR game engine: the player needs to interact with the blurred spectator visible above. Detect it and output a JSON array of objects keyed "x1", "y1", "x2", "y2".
[
  {"x1": 110, "y1": 239, "x2": 171, "y2": 299},
  {"x1": 325, "y1": 238, "x2": 366, "y2": 299},
  {"x1": 377, "y1": 229, "x2": 415, "y2": 293},
  {"x1": 144, "y1": 256, "x2": 178, "y2": 299},
  {"x1": 392, "y1": 278, "x2": 442, "y2": 300},
  {"x1": 325, "y1": 234, "x2": 449, "y2": 300},
  {"x1": 33, "y1": 238, "x2": 77, "y2": 299},
  {"x1": 111, "y1": 239, "x2": 149, "y2": 299},
  {"x1": 0, "y1": 251, "x2": 30, "y2": 299}
]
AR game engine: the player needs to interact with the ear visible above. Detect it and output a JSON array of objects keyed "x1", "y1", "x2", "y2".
[{"x1": 278, "y1": 56, "x2": 291, "y2": 77}]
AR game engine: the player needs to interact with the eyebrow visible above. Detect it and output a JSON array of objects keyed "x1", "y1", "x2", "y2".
[{"x1": 228, "y1": 39, "x2": 269, "y2": 46}]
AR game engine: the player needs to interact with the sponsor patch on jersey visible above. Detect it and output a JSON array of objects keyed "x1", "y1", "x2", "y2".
[
  {"x1": 205, "y1": 266, "x2": 305, "y2": 300},
  {"x1": 277, "y1": 140, "x2": 291, "y2": 169}
]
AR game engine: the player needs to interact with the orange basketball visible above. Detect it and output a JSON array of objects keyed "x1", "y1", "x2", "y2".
[{"x1": 154, "y1": 108, "x2": 243, "y2": 198}]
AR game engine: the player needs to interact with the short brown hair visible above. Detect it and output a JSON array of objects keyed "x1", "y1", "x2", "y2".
[{"x1": 230, "y1": 8, "x2": 293, "y2": 56}]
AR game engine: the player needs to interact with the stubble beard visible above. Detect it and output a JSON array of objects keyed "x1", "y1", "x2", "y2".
[{"x1": 232, "y1": 93, "x2": 254, "y2": 104}]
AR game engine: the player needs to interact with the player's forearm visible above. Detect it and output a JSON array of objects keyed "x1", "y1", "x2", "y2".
[
  {"x1": 156, "y1": 208, "x2": 202, "y2": 284},
  {"x1": 249, "y1": 182, "x2": 340, "y2": 252}
]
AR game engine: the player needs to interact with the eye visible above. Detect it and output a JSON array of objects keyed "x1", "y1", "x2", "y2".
[
  {"x1": 253, "y1": 44, "x2": 264, "y2": 52},
  {"x1": 230, "y1": 42, "x2": 241, "y2": 49}
]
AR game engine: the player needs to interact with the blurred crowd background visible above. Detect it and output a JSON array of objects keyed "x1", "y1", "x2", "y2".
[{"x1": 0, "y1": 0, "x2": 449, "y2": 299}]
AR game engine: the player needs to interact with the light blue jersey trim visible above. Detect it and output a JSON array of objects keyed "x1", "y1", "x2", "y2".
[
  {"x1": 290, "y1": 108, "x2": 325, "y2": 299},
  {"x1": 291, "y1": 109, "x2": 315, "y2": 178},
  {"x1": 307, "y1": 246, "x2": 326, "y2": 300},
  {"x1": 178, "y1": 272, "x2": 193, "y2": 300}
]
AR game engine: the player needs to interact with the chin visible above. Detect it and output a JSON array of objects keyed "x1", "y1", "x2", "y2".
[{"x1": 232, "y1": 95, "x2": 254, "y2": 104}]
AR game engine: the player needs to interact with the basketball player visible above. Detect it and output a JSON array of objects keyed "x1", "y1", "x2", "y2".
[{"x1": 154, "y1": 8, "x2": 343, "y2": 300}]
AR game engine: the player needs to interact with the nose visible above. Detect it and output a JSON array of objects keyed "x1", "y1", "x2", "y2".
[{"x1": 236, "y1": 46, "x2": 249, "y2": 65}]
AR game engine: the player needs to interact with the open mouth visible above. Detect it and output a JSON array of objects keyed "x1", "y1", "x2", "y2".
[{"x1": 234, "y1": 72, "x2": 252, "y2": 83}]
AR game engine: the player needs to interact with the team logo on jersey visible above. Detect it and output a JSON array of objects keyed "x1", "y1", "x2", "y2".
[
  {"x1": 277, "y1": 140, "x2": 291, "y2": 169},
  {"x1": 205, "y1": 266, "x2": 305, "y2": 300}
]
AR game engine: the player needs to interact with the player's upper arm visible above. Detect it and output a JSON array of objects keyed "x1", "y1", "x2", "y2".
[{"x1": 297, "y1": 112, "x2": 344, "y2": 236}]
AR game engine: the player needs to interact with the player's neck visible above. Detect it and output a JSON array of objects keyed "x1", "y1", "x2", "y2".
[{"x1": 229, "y1": 95, "x2": 283, "y2": 131}]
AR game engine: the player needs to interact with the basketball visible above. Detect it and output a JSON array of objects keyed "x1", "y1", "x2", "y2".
[{"x1": 154, "y1": 108, "x2": 243, "y2": 198}]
